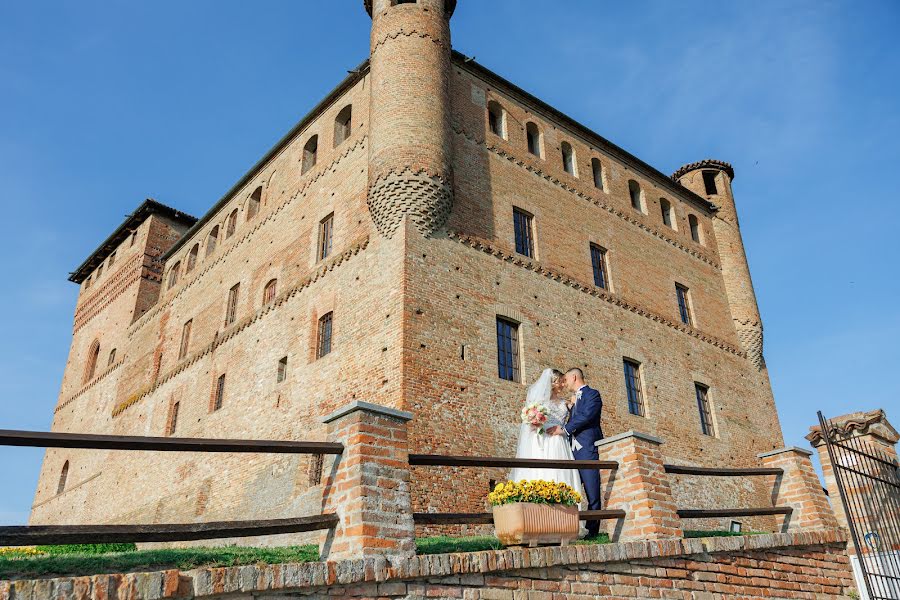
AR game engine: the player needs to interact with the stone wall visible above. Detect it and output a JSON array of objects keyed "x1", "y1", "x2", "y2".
[{"x1": 0, "y1": 530, "x2": 856, "y2": 599}]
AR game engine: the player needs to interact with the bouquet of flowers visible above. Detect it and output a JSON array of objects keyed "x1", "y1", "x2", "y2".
[{"x1": 521, "y1": 402, "x2": 549, "y2": 435}]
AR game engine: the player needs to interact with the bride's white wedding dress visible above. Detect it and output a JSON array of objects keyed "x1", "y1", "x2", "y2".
[{"x1": 510, "y1": 369, "x2": 586, "y2": 500}]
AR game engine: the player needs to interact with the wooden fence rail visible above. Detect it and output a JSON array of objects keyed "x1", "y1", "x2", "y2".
[
  {"x1": 663, "y1": 464, "x2": 783, "y2": 477},
  {"x1": 408, "y1": 454, "x2": 619, "y2": 470},
  {"x1": 413, "y1": 509, "x2": 626, "y2": 526}
]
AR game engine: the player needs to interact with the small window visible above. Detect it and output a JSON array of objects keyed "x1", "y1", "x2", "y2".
[
  {"x1": 263, "y1": 279, "x2": 278, "y2": 305},
  {"x1": 590, "y1": 244, "x2": 609, "y2": 290},
  {"x1": 591, "y1": 158, "x2": 605, "y2": 191},
  {"x1": 212, "y1": 374, "x2": 226, "y2": 411},
  {"x1": 168, "y1": 262, "x2": 180, "y2": 289},
  {"x1": 487, "y1": 101, "x2": 506, "y2": 139},
  {"x1": 623, "y1": 359, "x2": 644, "y2": 417},
  {"x1": 107, "y1": 348, "x2": 116, "y2": 366},
  {"x1": 318, "y1": 213, "x2": 334, "y2": 261},
  {"x1": 702, "y1": 171, "x2": 718, "y2": 195},
  {"x1": 84, "y1": 275, "x2": 92, "y2": 290},
  {"x1": 247, "y1": 187, "x2": 262, "y2": 220},
  {"x1": 729, "y1": 521, "x2": 742, "y2": 533},
  {"x1": 178, "y1": 319, "x2": 192, "y2": 360},
  {"x1": 108, "y1": 251, "x2": 116, "y2": 268},
  {"x1": 628, "y1": 180, "x2": 643, "y2": 212},
  {"x1": 166, "y1": 400, "x2": 180, "y2": 436},
  {"x1": 83, "y1": 340, "x2": 100, "y2": 384},
  {"x1": 696, "y1": 383, "x2": 713, "y2": 436},
  {"x1": 334, "y1": 105, "x2": 352, "y2": 147},
  {"x1": 660, "y1": 198, "x2": 674, "y2": 228},
  {"x1": 317, "y1": 312, "x2": 333, "y2": 359},
  {"x1": 496, "y1": 317, "x2": 521, "y2": 383},
  {"x1": 561, "y1": 142, "x2": 577, "y2": 176},
  {"x1": 225, "y1": 283, "x2": 240, "y2": 326},
  {"x1": 206, "y1": 226, "x2": 219, "y2": 257},
  {"x1": 277, "y1": 356, "x2": 288, "y2": 383},
  {"x1": 96, "y1": 263, "x2": 103, "y2": 280},
  {"x1": 689, "y1": 214, "x2": 703, "y2": 244},
  {"x1": 57, "y1": 461, "x2": 69, "y2": 495},
  {"x1": 130, "y1": 230, "x2": 138, "y2": 247},
  {"x1": 226, "y1": 210, "x2": 238, "y2": 238},
  {"x1": 513, "y1": 207, "x2": 535, "y2": 259},
  {"x1": 676, "y1": 283, "x2": 693, "y2": 326},
  {"x1": 302, "y1": 135, "x2": 318, "y2": 174},
  {"x1": 186, "y1": 244, "x2": 199, "y2": 272},
  {"x1": 526, "y1": 122, "x2": 542, "y2": 158}
]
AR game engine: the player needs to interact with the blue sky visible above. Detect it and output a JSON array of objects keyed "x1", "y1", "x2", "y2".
[{"x1": 1, "y1": 1, "x2": 898, "y2": 525}]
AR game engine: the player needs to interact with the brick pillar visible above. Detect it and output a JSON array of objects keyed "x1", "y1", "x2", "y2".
[
  {"x1": 320, "y1": 400, "x2": 415, "y2": 561},
  {"x1": 595, "y1": 431, "x2": 683, "y2": 541},
  {"x1": 759, "y1": 447, "x2": 839, "y2": 532}
]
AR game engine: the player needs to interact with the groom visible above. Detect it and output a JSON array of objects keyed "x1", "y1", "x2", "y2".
[{"x1": 548, "y1": 367, "x2": 604, "y2": 538}]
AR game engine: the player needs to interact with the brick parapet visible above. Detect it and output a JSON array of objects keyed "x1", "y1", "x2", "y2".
[
  {"x1": 596, "y1": 431, "x2": 683, "y2": 541},
  {"x1": 759, "y1": 447, "x2": 840, "y2": 532},
  {"x1": 0, "y1": 529, "x2": 853, "y2": 599}
]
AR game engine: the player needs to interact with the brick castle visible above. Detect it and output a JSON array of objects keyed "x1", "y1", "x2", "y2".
[{"x1": 32, "y1": 0, "x2": 785, "y2": 535}]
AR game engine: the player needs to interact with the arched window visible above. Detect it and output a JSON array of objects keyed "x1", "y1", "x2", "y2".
[
  {"x1": 302, "y1": 135, "x2": 318, "y2": 174},
  {"x1": 226, "y1": 210, "x2": 238, "y2": 238},
  {"x1": 487, "y1": 101, "x2": 506, "y2": 139},
  {"x1": 83, "y1": 340, "x2": 100, "y2": 384},
  {"x1": 57, "y1": 461, "x2": 69, "y2": 495},
  {"x1": 168, "y1": 262, "x2": 181, "y2": 288},
  {"x1": 591, "y1": 158, "x2": 605, "y2": 191},
  {"x1": 561, "y1": 141, "x2": 577, "y2": 176},
  {"x1": 206, "y1": 226, "x2": 219, "y2": 257},
  {"x1": 263, "y1": 279, "x2": 278, "y2": 305},
  {"x1": 628, "y1": 180, "x2": 644, "y2": 212},
  {"x1": 247, "y1": 187, "x2": 261, "y2": 220},
  {"x1": 186, "y1": 244, "x2": 199, "y2": 272},
  {"x1": 660, "y1": 198, "x2": 675, "y2": 229},
  {"x1": 334, "y1": 105, "x2": 352, "y2": 147},
  {"x1": 107, "y1": 348, "x2": 117, "y2": 366},
  {"x1": 526, "y1": 122, "x2": 542, "y2": 158},
  {"x1": 689, "y1": 214, "x2": 703, "y2": 244}
]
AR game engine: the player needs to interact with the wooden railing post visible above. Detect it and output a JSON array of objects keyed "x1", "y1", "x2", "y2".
[
  {"x1": 320, "y1": 401, "x2": 415, "y2": 561},
  {"x1": 758, "y1": 447, "x2": 839, "y2": 532},
  {"x1": 595, "y1": 431, "x2": 683, "y2": 542}
]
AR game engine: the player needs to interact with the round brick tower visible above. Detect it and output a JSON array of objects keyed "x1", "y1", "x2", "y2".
[
  {"x1": 673, "y1": 160, "x2": 765, "y2": 370},
  {"x1": 364, "y1": 0, "x2": 456, "y2": 237}
]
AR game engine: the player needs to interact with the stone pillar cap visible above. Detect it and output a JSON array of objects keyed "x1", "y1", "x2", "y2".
[
  {"x1": 806, "y1": 409, "x2": 899, "y2": 447},
  {"x1": 322, "y1": 400, "x2": 413, "y2": 424},
  {"x1": 758, "y1": 446, "x2": 813, "y2": 459},
  {"x1": 595, "y1": 431, "x2": 663, "y2": 448}
]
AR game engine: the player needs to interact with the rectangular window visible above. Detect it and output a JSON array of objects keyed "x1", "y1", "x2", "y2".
[
  {"x1": 225, "y1": 283, "x2": 240, "y2": 326},
  {"x1": 317, "y1": 312, "x2": 333, "y2": 359},
  {"x1": 703, "y1": 171, "x2": 718, "y2": 195},
  {"x1": 676, "y1": 284, "x2": 693, "y2": 326},
  {"x1": 590, "y1": 244, "x2": 608, "y2": 289},
  {"x1": 213, "y1": 374, "x2": 225, "y2": 411},
  {"x1": 696, "y1": 383, "x2": 713, "y2": 436},
  {"x1": 318, "y1": 213, "x2": 334, "y2": 261},
  {"x1": 166, "y1": 400, "x2": 180, "y2": 436},
  {"x1": 513, "y1": 207, "x2": 534, "y2": 258},
  {"x1": 178, "y1": 320, "x2": 192, "y2": 360},
  {"x1": 496, "y1": 317, "x2": 521, "y2": 382},
  {"x1": 623, "y1": 359, "x2": 644, "y2": 417},
  {"x1": 277, "y1": 356, "x2": 288, "y2": 383},
  {"x1": 108, "y1": 251, "x2": 116, "y2": 268}
]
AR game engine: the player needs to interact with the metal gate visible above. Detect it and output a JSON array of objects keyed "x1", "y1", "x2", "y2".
[{"x1": 818, "y1": 412, "x2": 900, "y2": 599}]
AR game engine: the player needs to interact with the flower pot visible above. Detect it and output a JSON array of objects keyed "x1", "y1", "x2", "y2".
[{"x1": 492, "y1": 502, "x2": 580, "y2": 546}]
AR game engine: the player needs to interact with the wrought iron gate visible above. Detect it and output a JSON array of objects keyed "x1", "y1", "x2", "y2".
[{"x1": 818, "y1": 411, "x2": 900, "y2": 599}]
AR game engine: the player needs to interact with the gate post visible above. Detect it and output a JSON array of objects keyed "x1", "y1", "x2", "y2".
[
  {"x1": 320, "y1": 401, "x2": 416, "y2": 561},
  {"x1": 758, "y1": 447, "x2": 839, "y2": 531}
]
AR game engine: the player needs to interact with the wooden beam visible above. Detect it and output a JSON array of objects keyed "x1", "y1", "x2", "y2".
[
  {"x1": 409, "y1": 454, "x2": 618, "y2": 470},
  {"x1": 0, "y1": 514, "x2": 339, "y2": 546},
  {"x1": 0, "y1": 430, "x2": 343, "y2": 455},
  {"x1": 677, "y1": 507, "x2": 792, "y2": 519},
  {"x1": 664, "y1": 465, "x2": 783, "y2": 477},
  {"x1": 412, "y1": 509, "x2": 626, "y2": 525}
]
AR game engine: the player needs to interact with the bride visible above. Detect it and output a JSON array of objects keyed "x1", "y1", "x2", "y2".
[{"x1": 510, "y1": 368, "x2": 585, "y2": 500}]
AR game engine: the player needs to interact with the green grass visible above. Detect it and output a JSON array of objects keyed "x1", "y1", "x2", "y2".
[
  {"x1": 415, "y1": 533, "x2": 610, "y2": 555},
  {"x1": 0, "y1": 545, "x2": 318, "y2": 580}
]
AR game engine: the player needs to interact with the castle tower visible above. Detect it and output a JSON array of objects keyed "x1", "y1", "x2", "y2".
[
  {"x1": 364, "y1": 0, "x2": 456, "y2": 237},
  {"x1": 673, "y1": 160, "x2": 765, "y2": 369}
]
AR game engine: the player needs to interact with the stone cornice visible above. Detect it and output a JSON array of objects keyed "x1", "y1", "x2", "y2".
[
  {"x1": 447, "y1": 231, "x2": 745, "y2": 358},
  {"x1": 453, "y1": 126, "x2": 721, "y2": 270},
  {"x1": 672, "y1": 159, "x2": 735, "y2": 182},
  {"x1": 806, "y1": 409, "x2": 899, "y2": 446}
]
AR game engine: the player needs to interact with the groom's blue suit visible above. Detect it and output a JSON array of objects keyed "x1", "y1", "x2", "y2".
[{"x1": 564, "y1": 385, "x2": 604, "y2": 537}]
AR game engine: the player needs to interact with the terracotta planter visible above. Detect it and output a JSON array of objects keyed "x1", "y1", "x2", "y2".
[{"x1": 492, "y1": 502, "x2": 580, "y2": 546}]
